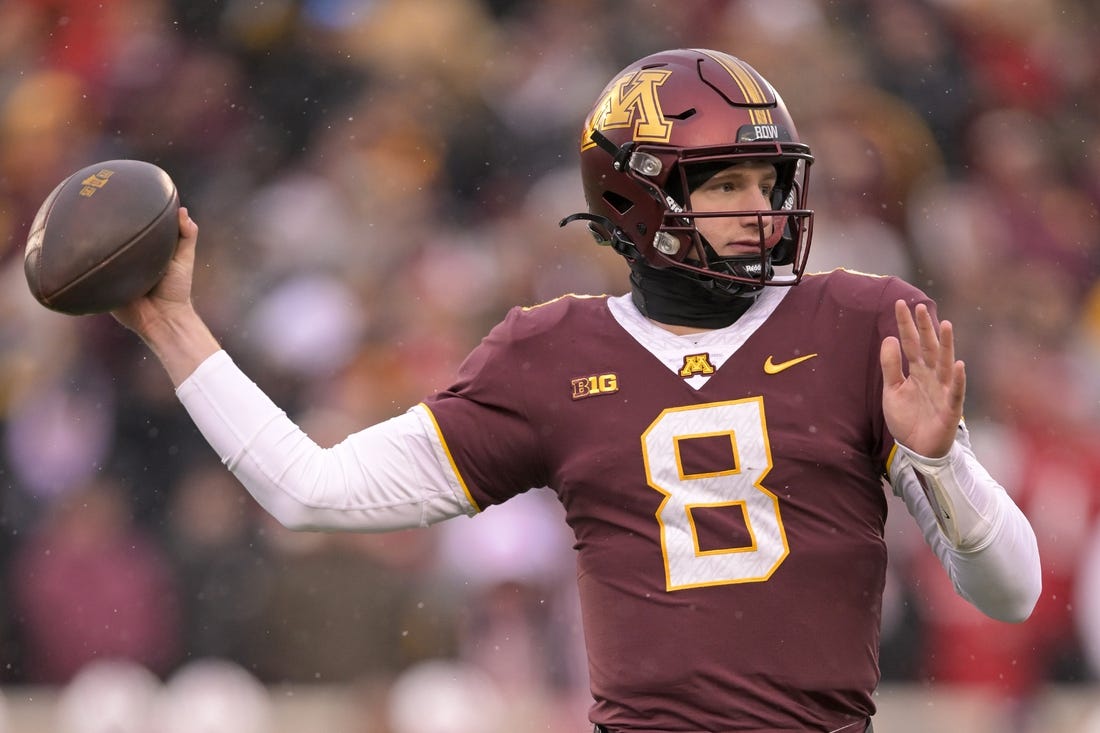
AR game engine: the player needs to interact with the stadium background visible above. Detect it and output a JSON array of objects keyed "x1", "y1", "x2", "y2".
[{"x1": 0, "y1": 0, "x2": 1098, "y2": 731}]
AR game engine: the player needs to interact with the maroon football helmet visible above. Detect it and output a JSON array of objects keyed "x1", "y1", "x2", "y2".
[{"x1": 565, "y1": 49, "x2": 815, "y2": 291}]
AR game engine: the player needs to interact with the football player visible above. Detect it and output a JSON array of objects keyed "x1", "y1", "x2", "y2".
[{"x1": 113, "y1": 49, "x2": 1041, "y2": 733}]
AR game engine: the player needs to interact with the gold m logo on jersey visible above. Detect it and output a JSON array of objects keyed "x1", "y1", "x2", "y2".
[
  {"x1": 581, "y1": 69, "x2": 673, "y2": 150},
  {"x1": 572, "y1": 373, "x2": 619, "y2": 400},
  {"x1": 679, "y1": 353, "x2": 716, "y2": 378}
]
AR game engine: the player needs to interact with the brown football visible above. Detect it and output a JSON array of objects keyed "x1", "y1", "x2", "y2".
[{"x1": 24, "y1": 159, "x2": 180, "y2": 315}]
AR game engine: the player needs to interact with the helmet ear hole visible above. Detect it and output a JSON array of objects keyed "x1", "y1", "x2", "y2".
[{"x1": 602, "y1": 190, "x2": 634, "y2": 215}]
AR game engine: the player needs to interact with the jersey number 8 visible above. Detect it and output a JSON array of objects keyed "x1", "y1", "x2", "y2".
[{"x1": 642, "y1": 397, "x2": 789, "y2": 591}]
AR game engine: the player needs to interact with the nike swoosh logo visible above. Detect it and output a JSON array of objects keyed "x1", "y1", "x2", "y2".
[{"x1": 763, "y1": 353, "x2": 819, "y2": 374}]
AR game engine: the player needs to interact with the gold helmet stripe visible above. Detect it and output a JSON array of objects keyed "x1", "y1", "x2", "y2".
[{"x1": 694, "y1": 49, "x2": 774, "y2": 126}]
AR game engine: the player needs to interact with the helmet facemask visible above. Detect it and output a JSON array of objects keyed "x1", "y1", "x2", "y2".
[{"x1": 644, "y1": 149, "x2": 814, "y2": 295}]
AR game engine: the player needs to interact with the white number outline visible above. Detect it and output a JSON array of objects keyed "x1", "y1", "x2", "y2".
[{"x1": 641, "y1": 397, "x2": 789, "y2": 591}]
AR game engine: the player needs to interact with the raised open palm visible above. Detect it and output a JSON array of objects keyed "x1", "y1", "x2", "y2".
[{"x1": 879, "y1": 299, "x2": 966, "y2": 458}]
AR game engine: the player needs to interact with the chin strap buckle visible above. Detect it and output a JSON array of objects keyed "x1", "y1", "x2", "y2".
[
  {"x1": 588, "y1": 129, "x2": 637, "y2": 173},
  {"x1": 559, "y1": 212, "x2": 639, "y2": 260}
]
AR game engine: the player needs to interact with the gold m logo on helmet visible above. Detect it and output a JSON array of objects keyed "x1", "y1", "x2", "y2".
[{"x1": 582, "y1": 69, "x2": 673, "y2": 150}]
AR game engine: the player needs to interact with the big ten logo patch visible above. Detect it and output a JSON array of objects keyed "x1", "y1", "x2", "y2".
[{"x1": 572, "y1": 373, "x2": 619, "y2": 400}]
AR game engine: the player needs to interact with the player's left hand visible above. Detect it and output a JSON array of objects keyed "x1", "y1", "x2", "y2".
[{"x1": 879, "y1": 299, "x2": 966, "y2": 458}]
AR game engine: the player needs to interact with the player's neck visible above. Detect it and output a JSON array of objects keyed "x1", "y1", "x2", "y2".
[{"x1": 629, "y1": 263, "x2": 755, "y2": 331}]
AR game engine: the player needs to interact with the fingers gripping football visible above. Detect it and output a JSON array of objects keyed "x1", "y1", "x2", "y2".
[{"x1": 110, "y1": 207, "x2": 199, "y2": 335}]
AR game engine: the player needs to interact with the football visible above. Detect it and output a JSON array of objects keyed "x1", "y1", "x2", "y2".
[{"x1": 24, "y1": 159, "x2": 180, "y2": 315}]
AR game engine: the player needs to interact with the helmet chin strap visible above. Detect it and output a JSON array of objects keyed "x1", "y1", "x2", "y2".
[{"x1": 699, "y1": 238, "x2": 775, "y2": 290}]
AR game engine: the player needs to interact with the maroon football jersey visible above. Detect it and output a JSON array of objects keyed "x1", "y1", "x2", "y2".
[{"x1": 422, "y1": 270, "x2": 932, "y2": 732}]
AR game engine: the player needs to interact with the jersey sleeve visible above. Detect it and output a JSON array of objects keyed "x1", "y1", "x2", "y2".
[
  {"x1": 176, "y1": 350, "x2": 477, "y2": 531},
  {"x1": 421, "y1": 306, "x2": 552, "y2": 510}
]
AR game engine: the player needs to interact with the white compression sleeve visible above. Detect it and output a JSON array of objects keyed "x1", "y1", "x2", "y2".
[
  {"x1": 175, "y1": 350, "x2": 477, "y2": 532},
  {"x1": 889, "y1": 427, "x2": 1042, "y2": 623}
]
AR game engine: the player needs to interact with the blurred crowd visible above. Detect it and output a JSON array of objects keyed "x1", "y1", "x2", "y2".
[{"x1": 0, "y1": 0, "x2": 1098, "y2": 731}]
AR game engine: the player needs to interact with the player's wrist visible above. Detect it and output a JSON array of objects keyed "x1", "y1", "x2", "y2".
[
  {"x1": 140, "y1": 304, "x2": 221, "y2": 385},
  {"x1": 895, "y1": 439, "x2": 957, "y2": 468}
]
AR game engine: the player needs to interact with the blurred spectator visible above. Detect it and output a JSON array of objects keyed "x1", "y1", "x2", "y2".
[
  {"x1": 163, "y1": 459, "x2": 273, "y2": 666},
  {"x1": 850, "y1": 0, "x2": 976, "y2": 168},
  {"x1": 153, "y1": 658, "x2": 275, "y2": 733},
  {"x1": 55, "y1": 659, "x2": 161, "y2": 733},
  {"x1": 9, "y1": 477, "x2": 182, "y2": 683},
  {"x1": 386, "y1": 659, "x2": 505, "y2": 733},
  {"x1": 1079, "y1": 517, "x2": 1100, "y2": 682},
  {"x1": 244, "y1": 523, "x2": 458, "y2": 685},
  {"x1": 803, "y1": 82, "x2": 945, "y2": 280},
  {"x1": 436, "y1": 489, "x2": 587, "y2": 700},
  {"x1": 2, "y1": 363, "x2": 115, "y2": 504}
]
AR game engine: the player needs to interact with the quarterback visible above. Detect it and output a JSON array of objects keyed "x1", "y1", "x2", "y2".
[{"x1": 114, "y1": 49, "x2": 1041, "y2": 732}]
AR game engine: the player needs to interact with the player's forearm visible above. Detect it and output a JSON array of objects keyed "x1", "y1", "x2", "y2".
[
  {"x1": 175, "y1": 351, "x2": 476, "y2": 531},
  {"x1": 891, "y1": 436, "x2": 1042, "y2": 622},
  {"x1": 938, "y1": 499, "x2": 1042, "y2": 623}
]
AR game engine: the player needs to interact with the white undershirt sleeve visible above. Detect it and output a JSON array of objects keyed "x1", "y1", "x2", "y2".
[
  {"x1": 175, "y1": 350, "x2": 477, "y2": 532},
  {"x1": 889, "y1": 425, "x2": 1042, "y2": 623}
]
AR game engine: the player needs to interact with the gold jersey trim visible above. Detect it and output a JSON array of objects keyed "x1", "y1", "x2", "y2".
[{"x1": 418, "y1": 401, "x2": 482, "y2": 513}]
